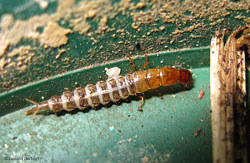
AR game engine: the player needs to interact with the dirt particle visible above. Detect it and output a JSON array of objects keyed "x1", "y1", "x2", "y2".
[
  {"x1": 135, "y1": 41, "x2": 141, "y2": 50},
  {"x1": 170, "y1": 39, "x2": 175, "y2": 44},
  {"x1": 35, "y1": 0, "x2": 49, "y2": 10},
  {"x1": 0, "y1": 37, "x2": 10, "y2": 57},
  {"x1": 4, "y1": 144, "x2": 8, "y2": 149},
  {"x1": 3, "y1": 81, "x2": 12, "y2": 89},
  {"x1": 0, "y1": 57, "x2": 6, "y2": 70},
  {"x1": 127, "y1": 138, "x2": 132, "y2": 142},
  {"x1": 70, "y1": 18, "x2": 91, "y2": 34},
  {"x1": 62, "y1": 57, "x2": 69, "y2": 62},
  {"x1": 56, "y1": 49, "x2": 66, "y2": 59},
  {"x1": 159, "y1": 26, "x2": 165, "y2": 31},
  {"x1": 0, "y1": 14, "x2": 14, "y2": 31},
  {"x1": 235, "y1": 15, "x2": 245, "y2": 20},
  {"x1": 58, "y1": 0, "x2": 75, "y2": 11},
  {"x1": 172, "y1": 23, "x2": 202, "y2": 35},
  {"x1": 194, "y1": 128, "x2": 202, "y2": 137},
  {"x1": 85, "y1": 10, "x2": 97, "y2": 19},
  {"x1": 198, "y1": 90, "x2": 205, "y2": 99},
  {"x1": 3, "y1": 45, "x2": 35, "y2": 73},
  {"x1": 243, "y1": 17, "x2": 250, "y2": 24},
  {"x1": 96, "y1": 16, "x2": 108, "y2": 34},
  {"x1": 133, "y1": 10, "x2": 156, "y2": 24},
  {"x1": 131, "y1": 22, "x2": 140, "y2": 30},
  {"x1": 12, "y1": 136, "x2": 18, "y2": 140},
  {"x1": 40, "y1": 22, "x2": 71, "y2": 48},
  {"x1": 19, "y1": 65, "x2": 27, "y2": 72},
  {"x1": 141, "y1": 156, "x2": 149, "y2": 163},
  {"x1": 136, "y1": 2, "x2": 146, "y2": 9},
  {"x1": 93, "y1": 152, "x2": 97, "y2": 157},
  {"x1": 170, "y1": 94, "x2": 176, "y2": 98}
]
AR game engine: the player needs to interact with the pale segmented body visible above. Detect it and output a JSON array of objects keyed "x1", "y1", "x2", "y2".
[
  {"x1": 25, "y1": 67, "x2": 192, "y2": 115},
  {"x1": 48, "y1": 74, "x2": 136, "y2": 112}
]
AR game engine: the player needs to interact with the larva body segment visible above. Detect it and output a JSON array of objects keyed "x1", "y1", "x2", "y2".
[{"x1": 25, "y1": 67, "x2": 192, "y2": 115}]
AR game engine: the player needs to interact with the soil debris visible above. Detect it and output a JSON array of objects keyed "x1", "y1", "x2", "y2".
[
  {"x1": 194, "y1": 127, "x2": 202, "y2": 137},
  {"x1": 40, "y1": 22, "x2": 71, "y2": 48}
]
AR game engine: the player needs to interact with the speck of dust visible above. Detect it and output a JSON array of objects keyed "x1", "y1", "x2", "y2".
[
  {"x1": 109, "y1": 126, "x2": 114, "y2": 131},
  {"x1": 141, "y1": 156, "x2": 149, "y2": 163},
  {"x1": 92, "y1": 152, "x2": 98, "y2": 157},
  {"x1": 4, "y1": 144, "x2": 8, "y2": 148}
]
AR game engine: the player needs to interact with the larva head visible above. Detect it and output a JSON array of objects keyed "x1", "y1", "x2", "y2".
[{"x1": 179, "y1": 69, "x2": 192, "y2": 84}]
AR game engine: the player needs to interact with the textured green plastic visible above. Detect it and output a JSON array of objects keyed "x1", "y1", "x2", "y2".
[
  {"x1": 0, "y1": 47, "x2": 210, "y2": 116},
  {"x1": 1, "y1": 0, "x2": 250, "y2": 162},
  {"x1": 0, "y1": 50, "x2": 212, "y2": 162},
  {"x1": 0, "y1": 0, "x2": 249, "y2": 93}
]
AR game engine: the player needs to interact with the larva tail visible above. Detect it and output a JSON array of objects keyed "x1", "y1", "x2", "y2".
[{"x1": 25, "y1": 98, "x2": 49, "y2": 116}]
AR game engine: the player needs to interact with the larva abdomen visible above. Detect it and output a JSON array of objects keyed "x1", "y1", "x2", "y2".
[
  {"x1": 25, "y1": 67, "x2": 192, "y2": 115},
  {"x1": 46, "y1": 75, "x2": 136, "y2": 113}
]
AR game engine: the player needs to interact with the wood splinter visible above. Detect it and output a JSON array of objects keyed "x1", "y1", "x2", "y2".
[{"x1": 210, "y1": 25, "x2": 249, "y2": 163}]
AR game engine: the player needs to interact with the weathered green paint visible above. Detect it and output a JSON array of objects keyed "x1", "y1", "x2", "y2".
[
  {"x1": 1, "y1": 0, "x2": 250, "y2": 162},
  {"x1": 0, "y1": 67, "x2": 211, "y2": 163},
  {"x1": 0, "y1": 47, "x2": 210, "y2": 116}
]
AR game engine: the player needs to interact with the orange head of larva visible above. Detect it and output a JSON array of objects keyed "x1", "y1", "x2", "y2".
[{"x1": 179, "y1": 69, "x2": 192, "y2": 84}]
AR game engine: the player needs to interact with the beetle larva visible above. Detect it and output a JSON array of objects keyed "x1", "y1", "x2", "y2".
[{"x1": 25, "y1": 54, "x2": 192, "y2": 116}]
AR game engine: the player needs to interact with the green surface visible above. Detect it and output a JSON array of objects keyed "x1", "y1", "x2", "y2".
[
  {"x1": 0, "y1": 0, "x2": 249, "y2": 93},
  {"x1": 0, "y1": 47, "x2": 210, "y2": 116},
  {"x1": 1, "y1": 0, "x2": 250, "y2": 162},
  {"x1": 0, "y1": 67, "x2": 211, "y2": 162},
  {"x1": 1, "y1": 46, "x2": 250, "y2": 162},
  {"x1": 0, "y1": 47, "x2": 213, "y2": 162}
]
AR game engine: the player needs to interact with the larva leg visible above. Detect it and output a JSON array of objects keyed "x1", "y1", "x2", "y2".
[
  {"x1": 141, "y1": 53, "x2": 148, "y2": 70},
  {"x1": 153, "y1": 88, "x2": 163, "y2": 99},
  {"x1": 137, "y1": 94, "x2": 145, "y2": 111},
  {"x1": 127, "y1": 54, "x2": 136, "y2": 73},
  {"x1": 181, "y1": 83, "x2": 192, "y2": 90}
]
